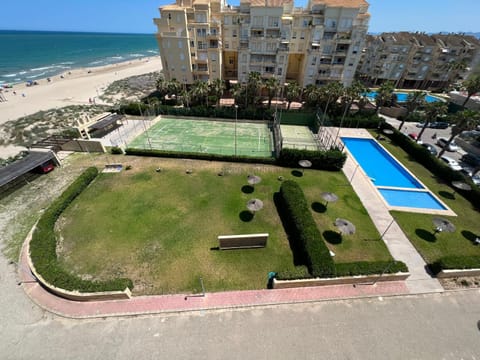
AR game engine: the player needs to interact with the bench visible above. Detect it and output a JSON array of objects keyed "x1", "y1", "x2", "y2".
[{"x1": 218, "y1": 233, "x2": 269, "y2": 250}]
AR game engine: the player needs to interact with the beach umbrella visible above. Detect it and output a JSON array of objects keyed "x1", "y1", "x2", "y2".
[
  {"x1": 334, "y1": 218, "x2": 356, "y2": 235},
  {"x1": 246, "y1": 198, "x2": 264, "y2": 213},
  {"x1": 451, "y1": 181, "x2": 472, "y2": 197},
  {"x1": 432, "y1": 217, "x2": 456, "y2": 234},
  {"x1": 298, "y1": 159, "x2": 312, "y2": 174},
  {"x1": 247, "y1": 174, "x2": 262, "y2": 185},
  {"x1": 321, "y1": 192, "x2": 338, "y2": 208}
]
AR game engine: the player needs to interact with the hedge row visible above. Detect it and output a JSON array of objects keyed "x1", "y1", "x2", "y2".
[
  {"x1": 430, "y1": 256, "x2": 480, "y2": 274},
  {"x1": 383, "y1": 124, "x2": 480, "y2": 209},
  {"x1": 29, "y1": 167, "x2": 133, "y2": 292},
  {"x1": 279, "y1": 180, "x2": 335, "y2": 277},
  {"x1": 278, "y1": 148, "x2": 346, "y2": 171}
]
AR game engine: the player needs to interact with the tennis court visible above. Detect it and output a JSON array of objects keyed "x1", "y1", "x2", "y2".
[
  {"x1": 128, "y1": 117, "x2": 273, "y2": 157},
  {"x1": 280, "y1": 125, "x2": 319, "y2": 151}
]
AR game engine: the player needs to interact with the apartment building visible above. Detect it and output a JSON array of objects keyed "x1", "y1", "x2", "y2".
[
  {"x1": 154, "y1": 0, "x2": 370, "y2": 87},
  {"x1": 358, "y1": 32, "x2": 480, "y2": 90}
]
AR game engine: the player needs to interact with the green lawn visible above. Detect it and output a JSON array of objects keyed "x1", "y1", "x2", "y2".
[
  {"x1": 57, "y1": 159, "x2": 393, "y2": 295},
  {"x1": 378, "y1": 138, "x2": 480, "y2": 263}
]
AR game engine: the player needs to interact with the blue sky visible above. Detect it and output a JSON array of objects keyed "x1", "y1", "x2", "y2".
[{"x1": 1, "y1": 0, "x2": 479, "y2": 34}]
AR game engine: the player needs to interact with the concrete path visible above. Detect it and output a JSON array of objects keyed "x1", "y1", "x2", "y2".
[{"x1": 337, "y1": 128, "x2": 444, "y2": 293}]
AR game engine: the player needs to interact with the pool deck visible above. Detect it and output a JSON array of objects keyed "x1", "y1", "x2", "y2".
[{"x1": 333, "y1": 128, "x2": 444, "y2": 294}]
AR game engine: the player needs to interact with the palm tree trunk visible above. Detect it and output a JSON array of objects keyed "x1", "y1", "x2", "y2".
[
  {"x1": 437, "y1": 133, "x2": 456, "y2": 158},
  {"x1": 462, "y1": 94, "x2": 472, "y2": 108}
]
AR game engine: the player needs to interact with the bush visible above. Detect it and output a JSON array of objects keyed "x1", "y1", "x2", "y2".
[
  {"x1": 278, "y1": 148, "x2": 346, "y2": 171},
  {"x1": 125, "y1": 148, "x2": 276, "y2": 164},
  {"x1": 430, "y1": 256, "x2": 480, "y2": 274},
  {"x1": 279, "y1": 180, "x2": 335, "y2": 277},
  {"x1": 335, "y1": 261, "x2": 408, "y2": 277},
  {"x1": 110, "y1": 146, "x2": 123, "y2": 154},
  {"x1": 275, "y1": 266, "x2": 312, "y2": 280},
  {"x1": 29, "y1": 167, "x2": 133, "y2": 292}
]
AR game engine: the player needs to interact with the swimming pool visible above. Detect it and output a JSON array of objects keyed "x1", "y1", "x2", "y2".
[
  {"x1": 342, "y1": 137, "x2": 447, "y2": 211},
  {"x1": 365, "y1": 91, "x2": 442, "y2": 103}
]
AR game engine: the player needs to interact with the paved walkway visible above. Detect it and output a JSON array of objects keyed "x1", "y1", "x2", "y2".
[{"x1": 337, "y1": 128, "x2": 444, "y2": 293}]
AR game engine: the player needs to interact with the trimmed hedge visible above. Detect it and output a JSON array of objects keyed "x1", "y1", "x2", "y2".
[
  {"x1": 275, "y1": 266, "x2": 311, "y2": 281},
  {"x1": 383, "y1": 124, "x2": 480, "y2": 209},
  {"x1": 277, "y1": 148, "x2": 346, "y2": 171},
  {"x1": 335, "y1": 261, "x2": 408, "y2": 277},
  {"x1": 125, "y1": 148, "x2": 276, "y2": 164},
  {"x1": 279, "y1": 180, "x2": 335, "y2": 277},
  {"x1": 29, "y1": 167, "x2": 133, "y2": 292},
  {"x1": 430, "y1": 256, "x2": 480, "y2": 274}
]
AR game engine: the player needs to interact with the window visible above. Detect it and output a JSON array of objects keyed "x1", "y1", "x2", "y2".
[
  {"x1": 292, "y1": 31, "x2": 297, "y2": 39},
  {"x1": 190, "y1": 41, "x2": 195, "y2": 47},
  {"x1": 253, "y1": 16, "x2": 263, "y2": 27},
  {"x1": 178, "y1": 40, "x2": 183, "y2": 49},
  {"x1": 311, "y1": 56, "x2": 317, "y2": 66},
  {"x1": 242, "y1": 65, "x2": 247, "y2": 74},
  {"x1": 224, "y1": 16, "x2": 231, "y2": 25},
  {"x1": 279, "y1": 55, "x2": 285, "y2": 63},
  {"x1": 229, "y1": 57, "x2": 234, "y2": 65},
  {"x1": 195, "y1": 13, "x2": 206, "y2": 23},
  {"x1": 211, "y1": 53, "x2": 217, "y2": 61},
  {"x1": 266, "y1": 42, "x2": 276, "y2": 52},
  {"x1": 166, "y1": 40, "x2": 171, "y2": 48},
  {"x1": 300, "y1": 31, "x2": 305, "y2": 40},
  {"x1": 181, "y1": 65, "x2": 186, "y2": 71},
  {"x1": 308, "y1": 68, "x2": 314, "y2": 77},
  {"x1": 232, "y1": 29, "x2": 237, "y2": 37},
  {"x1": 268, "y1": 16, "x2": 279, "y2": 27},
  {"x1": 242, "y1": 54, "x2": 247, "y2": 62},
  {"x1": 323, "y1": 45, "x2": 332, "y2": 54},
  {"x1": 326, "y1": 18, "x2": 336, "y2": 29},
  {"x1": 224, "y1": 42, "x2": 229, "y2": 49},
  {"x1": 180, "y1": 53, "x2": 185, "y2": 61},
  {"x1": 176, "y1": 14, "x2": 181, "y2": 23},
  {"x1": 339, "y1": 18, "x2": 353, "y2": 29},
  {"x1": 277, "y1": 67, "x2": 282, "y2": 75},
  {"x1": 303, "y1": 18, "x2": 309, "y2": 27}
]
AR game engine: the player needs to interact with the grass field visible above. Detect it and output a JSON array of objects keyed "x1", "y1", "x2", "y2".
[
  {"x1": 378, "y1": 137, "x2": 480, "y2": 263},
  {"x1": 56, "y1": 158, "x2": 393, "y2": 295},
  {"x1": 127, "y1": 117, "x2": 273, "y2": 157}
]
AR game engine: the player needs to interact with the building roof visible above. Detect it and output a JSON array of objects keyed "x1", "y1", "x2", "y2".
[
  {"x1": 0, "y1": 151, "x2": 56, "y2": 188},
  {"x1": 88, "y1": 114, "x2": 124, "y2": 131},
  {"x1": 310, "y1": 0, "x2": 369, "y2": 7},
  {"x1": 249, "y1": 0, "x2": 293, "y2": 7}
]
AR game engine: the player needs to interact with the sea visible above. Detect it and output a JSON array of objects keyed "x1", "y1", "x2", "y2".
[{"x1": 0, "y1": 30, "x2": 159, "y2": 85}]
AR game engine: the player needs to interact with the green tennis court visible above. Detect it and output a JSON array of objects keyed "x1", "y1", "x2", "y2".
[
  {"x1": 280, "y1": 125, "x2": 319, "y2": 151},
  {"x1": 128, "y1": 117, "x2": 273, "y2": 157}
]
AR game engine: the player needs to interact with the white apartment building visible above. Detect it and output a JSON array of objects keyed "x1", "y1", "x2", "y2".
[
  {"x1": 358, "y1": 32, "x2": 480, "y2": 90},
  {"x1": 154, "y1": 0, "x2": 370, "y2": 87}
]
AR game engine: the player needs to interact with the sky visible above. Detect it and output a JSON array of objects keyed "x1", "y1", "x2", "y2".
[{"x1": 0, "y1": 0, "x2": 479, "y2": 34}]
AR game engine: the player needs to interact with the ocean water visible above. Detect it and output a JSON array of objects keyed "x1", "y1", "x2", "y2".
[{"x1": 0, "y1": 30, "x2": 159, "y2": 85}]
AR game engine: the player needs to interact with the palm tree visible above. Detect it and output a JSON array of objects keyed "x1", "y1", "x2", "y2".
[
  {"x1": 246, "y1": 72, "x2": 262, "y2": 107},
  {"x1": 398, "y1": 91, "x2": 426, "y2": 131},
  {"x1": 461, "y1": 75, "x2": 480, "y2": 108},
  {"x1": 285, "y1": 82, "x2": 301, "y2": 110},
  {"x1": 417, "y1": 101, "x2": 448, "y2": 141},
  {"x1": 231, "y1": 83, "x2": 244, "y2": 107},
  {"x1": 166, "y1": 79, "x2": 182, "y2": 100},
  {"x1": 303, "y1": 84, "x2": 320, "y2": 108},
  {"x1": 264, "y1": 77, "x2": 280, "y2": 109},
  {"x1": 209, "y1": 78, "x2": 225, "y2": 106},
  {"x1": 191, "y1": 80, "x2": 210, "y2": 106},
  {"x1": 156, "y1": 77, "x2": 169, "y2": 104},
  {"x1": 437, "y1": 109, "x2": 480, "y2": 158},
  {"x1": 375, "y1": 81, "x2": 395, "y2": 112},
  {"x1": 317, "y1": 81, "x2": 343, "y2": 120}
]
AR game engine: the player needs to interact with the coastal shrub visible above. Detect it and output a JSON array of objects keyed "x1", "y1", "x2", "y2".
[
  {"x1": 324, "y1": 112, "x2": 382, "y2": 129},
  {"x1": 278, "y1": 148, "x2": 346, "y2": 171},
  {"x1": 279, "y1": 180, "x2": 335, "y2": 277},
  {"x1": 335, "y1": 261, "x2": 408, "y2": 277},
  {"x1": 430, "y1": 256, "x2": 480, "y2": 274},
  {"x1": 29, "y1": 167, "x2": 133, "y2": 292},
  {"x1": 383, "y1": 124, "x2": 480, "y2": 209}
]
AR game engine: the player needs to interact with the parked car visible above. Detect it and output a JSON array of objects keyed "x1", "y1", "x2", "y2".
[
  {"x1": 472, "y1": 174, "x2": 480, "y2": 186},
  {"x1": 436, "y1": 137, "x2": 459, "y2": 152},
  {"x1": 461, "y1": 153, "x2": 480, "y2": 167},
  {"x1": 408, "y1": 132, "x2": 419, "y2": 141},
  {"x1": 421, "y1": 143, "x2": 437, "y2": 155},
  {"x1": 429, "y1": 121, "x2": 449, "y2": 129},
  {"x1": 440, "y1": 155, "x2": 462, "y2": 171},
  {"x1": 416, "y1": 122, "x2": 429, "y2": 128}
]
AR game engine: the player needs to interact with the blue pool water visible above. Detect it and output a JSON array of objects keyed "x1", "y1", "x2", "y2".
[
  {"x1": 342, "y1": 137, "x2": 447, "y2": 210},
  {"x1": 365, "y1": 91, "x2": 441, "y2": 103}
]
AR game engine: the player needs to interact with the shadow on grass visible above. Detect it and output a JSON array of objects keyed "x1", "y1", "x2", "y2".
[
  {"x1": 210, "y1": 246, "x2": 220, "y2": 251},
  {"x1": 273, "y1": 192, "x2": 306, "y2": 266},
  {"x1": 323, "y1": 230, "x2": 342, "y2": 245},
  {"x1": 239, "y1": 210, "x2": 254, "y2": 222},
  {"x1": 438, "y1": 190, "x2": 455, "y2": 200},
  {"x1": 311, "y1": 202, "x2": 327, "y2": 213},
  {"x1": 415, "y1": 228, "x2": 437, "y2": 243},
  {"x1": 241, "y1": 185, "x2": 254, "y2": 194},
  {"x1": 291, "y1": 170, "x2": 303, "y2": 177},
  {"x1": 461, "y1": 230, "x2": 478, "y2": 243}
]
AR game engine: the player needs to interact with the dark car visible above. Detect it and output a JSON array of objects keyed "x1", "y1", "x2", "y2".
[
  {"x1": 461, "y1": 153, "x2": 480, "y2": 167},
  {"x1": 429, "y1": 122, "x2": 449, "y2": 129},
  {"x1": 421, "y1": 143, "x2": 437, "y2": 155}
]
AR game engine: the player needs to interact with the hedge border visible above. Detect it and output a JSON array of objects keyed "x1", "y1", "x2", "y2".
[{"x1": 29, "y1": 167, "x2": 133, "y2": 292}]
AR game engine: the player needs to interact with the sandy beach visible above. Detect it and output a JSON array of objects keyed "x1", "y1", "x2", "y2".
[{"x1": 0, "y1": 56, "x2": 163, "y2": 125}]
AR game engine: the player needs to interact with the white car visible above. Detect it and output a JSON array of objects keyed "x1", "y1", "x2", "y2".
[
  {"x1": 440, "y1": 155, "x2": 462, "y2": 171},
  {"x1": 436, "y1": 137, "x2": 459, "y2": 152}
]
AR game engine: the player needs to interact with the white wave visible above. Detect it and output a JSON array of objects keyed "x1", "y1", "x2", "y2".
[
  {"x1": 26, "y1": 72, "x2": 46, "y2": 79},
  {"x1": 19, "y1": 71, "x2": 27, "y2": 75},
  {"x1": 109, "y1": 56, "x2": 124, "y2": 60},
  {"x1": 129, "y1": 53, "x2": 144, "y2": 57},
  {"x1": 2, "y1": 73, "x2": 17, "y2": 78},
  {"x1": 89, "y1": 60, "x2": 104, "y2": 65},
  {"x1": 59, "y1": 61, "x2": 75, "y2": 65},
  {"x1": 30, "y1": 66, "x2": 56, "y2": 72},
  {"x1": 147, "y1": 50, "x2": 157, "y2": 53}
]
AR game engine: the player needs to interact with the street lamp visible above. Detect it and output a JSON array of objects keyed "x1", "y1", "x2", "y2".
[{"x1": 234, "y1": 105, "x2": 238, "y2": 156}]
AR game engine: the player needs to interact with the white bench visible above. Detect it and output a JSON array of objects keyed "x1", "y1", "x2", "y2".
[{"x1": 218, "y1": 233, "x2": 269, "y2": 250}]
